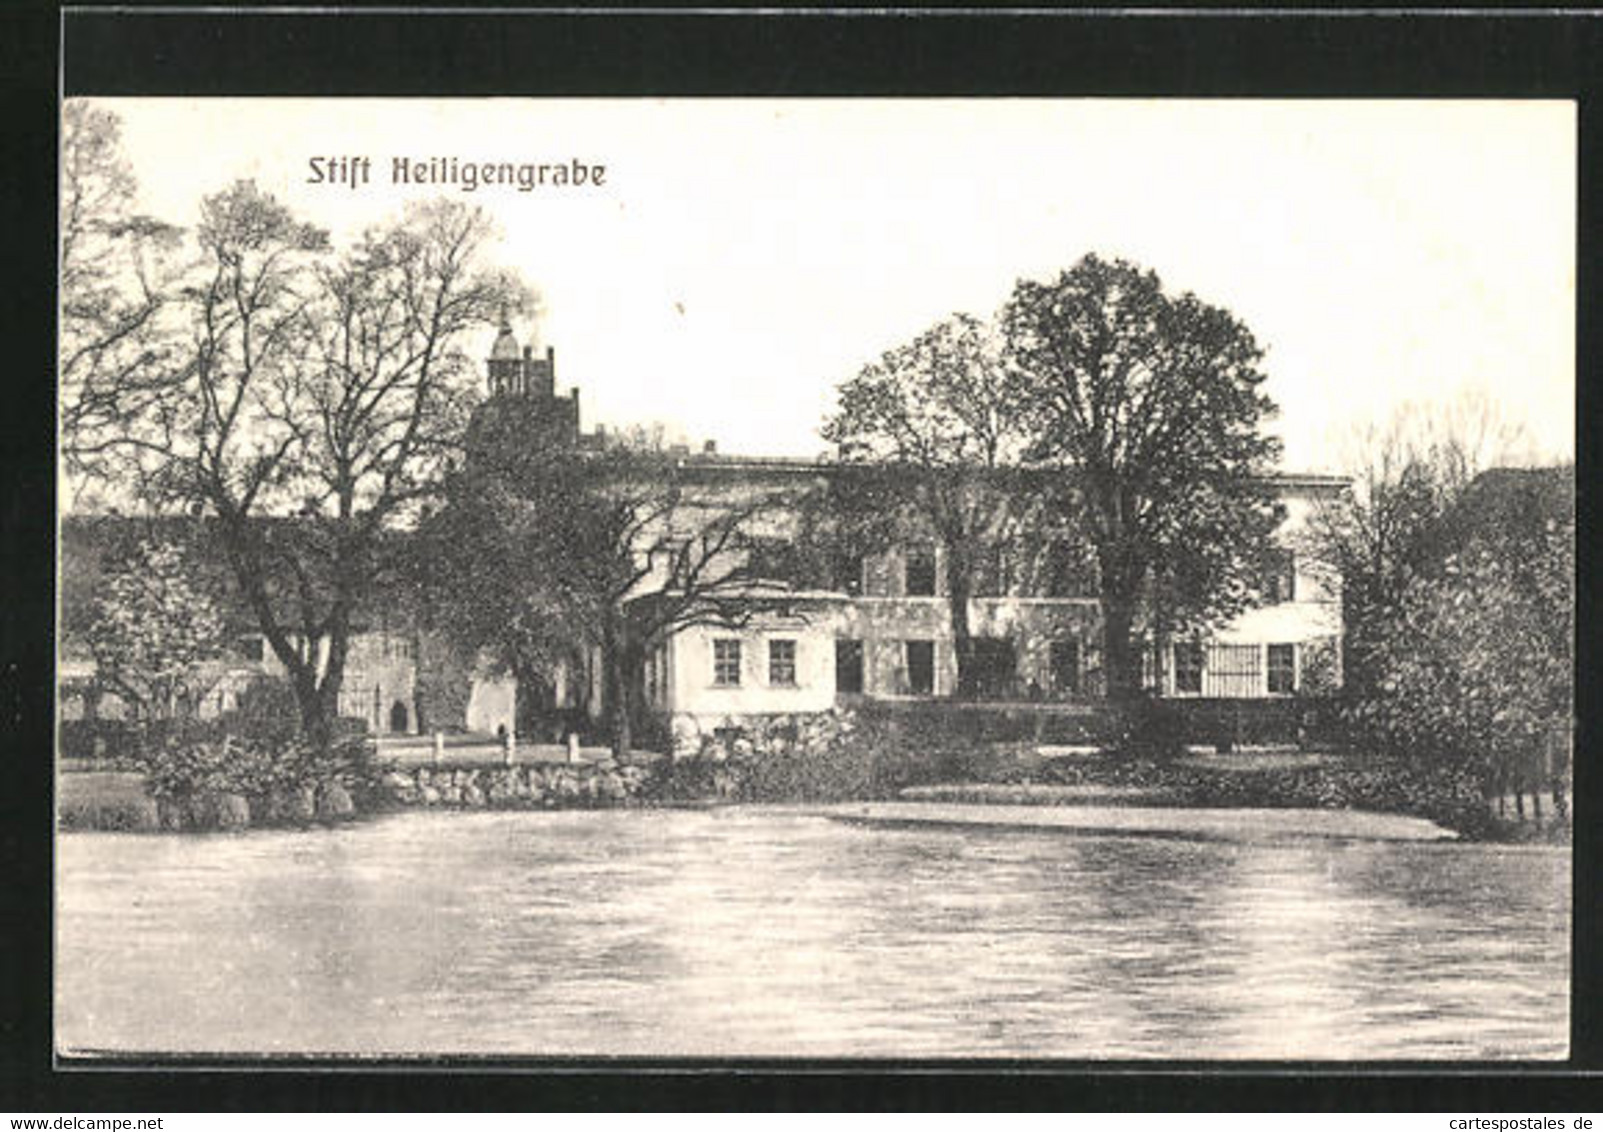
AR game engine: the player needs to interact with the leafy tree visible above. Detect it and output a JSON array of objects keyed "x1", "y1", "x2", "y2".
[
  {"x1": 1352, "y1": 482, "x2": 1572, "y2": 802},
  {"x1": 59, "y1": 100, "x2": 182, "y2": 496},
  {"x1": 1001, "y1": 254, "x2": 1284, "y2": 698},
  {"x1": 413, "y1": 451, "x2": 592, "y2": 733},
  {"x1": 82, "y1": 181, "x2": 526, "y2": 739},
  {"x1": 87, "y1": 538, "x2": 227, "y2": 723},
  {"x1": 821, "y1": 313, "x2": 1055, "y2": 695},
  {"x1": 1303, "y1": 392, "x2": 1538, "y2": 702}
]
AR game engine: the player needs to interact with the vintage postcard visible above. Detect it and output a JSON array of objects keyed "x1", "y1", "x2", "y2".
[{"x1": 55, "y1": 97, "x2": 1574, "y2": 1062}]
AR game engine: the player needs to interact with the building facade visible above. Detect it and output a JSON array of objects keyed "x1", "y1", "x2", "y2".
[
  {"x1": 461, "y1": 317, "x2": 1348, "y2": 752},
  {"x1": 623, "y1": 459, "x2": 1345, "y2": 753},
  {"x1": 60, "y1": 316, "x2": 1348, "y2": 756}
]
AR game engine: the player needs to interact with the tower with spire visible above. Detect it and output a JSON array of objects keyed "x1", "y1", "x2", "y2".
[
  {"x1": 471, "y1": 308, "x2": 582, "y2": 457},
  {"x1": 486, "y1": 306, "x2": 558, "y2": 401}
]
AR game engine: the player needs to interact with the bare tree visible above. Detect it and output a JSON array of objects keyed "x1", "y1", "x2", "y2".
[
  {"x1": 87, "y1": 182, "x2": 523, "y2": 738},
  {"x1": 59, "y1": 100, "x2": 182, "y2": 498},
  {"x1": 1393, "y1": 387, "x2": 1537, "y2": 494},
  {"x1": 1304, "y1": 389, "x2": 1543, "y2": 701},
  {"x1": 426, "y1": 439, "x2": 793, "y2": 758},
  {"x1": 601, "y1": 458, "x2": 794, "y2": 756}
]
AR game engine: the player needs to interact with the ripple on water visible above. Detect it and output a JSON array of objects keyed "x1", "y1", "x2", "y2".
[{"x1": 57, "y1": 809, "x2": 1570, "y2": 1059}]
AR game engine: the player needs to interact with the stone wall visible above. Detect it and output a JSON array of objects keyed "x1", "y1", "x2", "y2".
[
  {"x1": 58, "y1": 758, "x2": 652, "y2": 833},
  {"x1": 379, "y1": 761, "x2": 649, "y2": 809}
]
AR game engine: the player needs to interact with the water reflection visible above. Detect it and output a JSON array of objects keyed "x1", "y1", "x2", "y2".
[{"x1": 56, "y1": 809, "x2": 1569, "y2": 1059}]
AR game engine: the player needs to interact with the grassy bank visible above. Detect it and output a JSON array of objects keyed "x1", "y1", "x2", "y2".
[
  {"x1": 60, "y1": 738, "x2": 1564, "y2": 845},
  {"x1": 57, "y1": 771, "x2": 159, "y2": 832},
  {"x1": 648, "y1": 707, "x2": 1566, "y2": 843},
  {"x1": 1000, "y1": 749, "x2": 1569, "y2": 843},
  {"x1": 813, "y1": 801, "x2": 1459, "y2": 843}
]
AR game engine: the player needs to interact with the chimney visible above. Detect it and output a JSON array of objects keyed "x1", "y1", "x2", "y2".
[{"x1": 703, "y1": 439, "x2": 718, "y2": 455}]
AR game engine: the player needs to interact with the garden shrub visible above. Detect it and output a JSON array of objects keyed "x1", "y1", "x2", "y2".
[
  {"x1": 647, "y1": 706, "x2": 1046, "y2": 803},
  {"x1": 58, "y1": 717, "x2": 143, "y2": 764},
  {"x1": 1108, "y1": 696, "x2": 1188, "y2": 760},
  {"x1": 216, "y1": 676, "x2": 301, "y2": 746},
  {"x1": 139, "y1": 727, "x2": 384, "y2": 820},
  {"x1": 1343, "y1": 501, "x2": 1572, "y2": 806}
]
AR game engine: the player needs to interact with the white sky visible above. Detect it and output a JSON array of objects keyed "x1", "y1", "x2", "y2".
[{"x1": 95, "y1": 98, "x2": 1575, "y2": 470}]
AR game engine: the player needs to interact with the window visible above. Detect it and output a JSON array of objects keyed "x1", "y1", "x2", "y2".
[
  {"x1": 1173, "y1": 642, "x2": 1204, "y2": 694},
  {"x1": 906, "y1": 640, "x2": 935, "y2": 695},
  {"x1": 1047, "y1": 540, "x2": 1096, "y2": 598},
  {"x1": 1050, "y1": 639, "x2": 1080, "y2": 695},
  {"x1": 748, "y1": 537, "x2": 798, "y2": 584},
  {"x1": 713, "y1": 639, "x2": 742, "y2": 687},
  {"x1": 1267, "y1": 643, "x2": 1296, "y2": 695},
  {"x1": 1264, "y1": 549, "x2": 1297, "y2": 604},
  {"x1": 1208, "y1": 644, "x2": 1263, "y2": 698},
  {"x1": 769, "y1": 639, "x2": 798, "y2": 686},
  {"x1": 976, "y1": 545, "x2": 1009, "y2": 597},
  {"x1": 905, "y1": 544, "x2": 937, "y2": 596},
  {"x1": 971, "y1": 637, "x2": 1017, "y2": 699},
  {"x1": 238, "y1": 636, "x2": 265, "y2": 663},
  {"x1": 835, "y1": 639, "x2": 864, "y2": 694},
  {"x1": 832, "y1": 550, "x2": 864, "y2": 596}
]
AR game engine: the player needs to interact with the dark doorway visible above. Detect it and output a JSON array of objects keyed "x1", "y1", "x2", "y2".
[
  {"x1": 389, "y1": 700, "x2": 410, "y2": 734},
  {"x1": 519, "y1": 673, "x2": 559, "y2": 741},
  {"x1": 906, "y1": 640, "x2": 935, "y2": 695},
  {"x1": 1050, "y1": 639, "x2": 1080, "y2": 696},
  {"x1": 835, "y1": 639, "x2": 864, "y2": 694},
  {"x1": 970, "y1": 637, "x2": 1017, "y2": 699}
]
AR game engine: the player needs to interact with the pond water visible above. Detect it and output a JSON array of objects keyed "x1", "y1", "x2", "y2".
[{"x1": 56, "y1": 808, "x2": 1569, "y2": 1060}]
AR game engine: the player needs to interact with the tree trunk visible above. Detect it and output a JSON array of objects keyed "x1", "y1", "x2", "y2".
[
  {"x1": 601, "y1": 611, "x2": 634, "y2": 760},
  {"x1": 219, "y1": 516, "x2": 334, "y2": 741},
  {"x1": 317, "y1": 616, "x2": 350, "y2": 741},
  {"x1": 412, "y1": 631, "x2": 429, "y2": 735},
  {"x1": 289, "y1": 663, "x2": 326, "y2": 741},
  {"x1": 612, "y1": 694, "x2": 632, "y2": 760},
  {"x1": 947, "y1": 556, "x2": 977, "y2": 699},
  {"x1": 1102, "y1": 596, "x2": 1141, "y2": 701}
]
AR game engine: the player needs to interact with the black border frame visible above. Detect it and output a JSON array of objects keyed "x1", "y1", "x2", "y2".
[{"x1": 3, "y1": 5, "x2": 1597, "y2": 1112}]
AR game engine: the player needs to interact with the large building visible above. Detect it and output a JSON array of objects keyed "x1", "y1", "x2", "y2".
[
  {"x1": 619, "y1": 458, "x2": 1345, "y2": 753},
  {"x1": 60, "y1": 315, "x2": 1347, "y2": 755},
  {"x1": 463, "y1": 319, "x2": 1346, "y2": 750}
]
